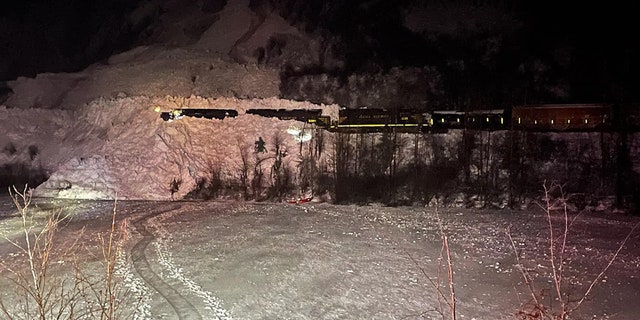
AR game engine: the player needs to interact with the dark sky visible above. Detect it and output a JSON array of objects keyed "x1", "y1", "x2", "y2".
[
  {"x1": 1, "y1": 0, "x2": 639, "y2": 103},
  {"x1": 0, "y1": 0, "x2": 143, "y2": 82},
  {"x1": 502, "y1": 1, "x2": 639, "y2": 103}
]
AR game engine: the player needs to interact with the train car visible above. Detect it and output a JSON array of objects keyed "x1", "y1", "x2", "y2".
[
  {"x1": 465, "y1": 109, "x2": 509, "y2": 131},
  {"x1": 430, "y1": 110, "x2": 465, "y2": 132},
  {"x1": 246, "y1": 109, "x2": 329, "y2": 126},
  {"x1": 512, "y1": 104, "x2": 612, "y2": 132},
  {"x1": 160, "y1": 109, "x2": 238, "y2": 121},
  {"x1": 335, "y1": 108, "x2": 429, "y2": 132},
  {"x1": 181, "y1": 109, "x2": 238, "y2": 119},
  {"x1": 396, "y1": 109, "x2": 430, "y2": 130}
]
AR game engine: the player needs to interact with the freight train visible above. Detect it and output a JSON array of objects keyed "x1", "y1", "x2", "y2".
[{"x1": 159, "y1": 103, "x2": 640, "y2": 133}]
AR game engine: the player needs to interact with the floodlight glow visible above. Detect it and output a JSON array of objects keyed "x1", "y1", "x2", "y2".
[
  {"x1": 286, "y1": 126, "x2": 301, "y2": 136},
  {"x1": 286, "y1": 126, "x2": 312, "y2": 143}
]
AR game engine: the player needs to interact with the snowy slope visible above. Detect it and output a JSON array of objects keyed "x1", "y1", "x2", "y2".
[
  {"x1": 0, "y1": 0, "x2": 330, "y2": 200},
  {"x1": 22, "y1": 96, "x2": 338, "y2": 200}
]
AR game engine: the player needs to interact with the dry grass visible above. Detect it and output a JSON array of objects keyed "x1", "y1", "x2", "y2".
[
  {"x1": 0, "y1": 186, "x2": 141, "y2": 319},
  {"x1": 408, "y1": 205, "x2": 457, "y2": 320},
  {"x1": 508, "y1": 182, "x2": 639, "y2": 320}
]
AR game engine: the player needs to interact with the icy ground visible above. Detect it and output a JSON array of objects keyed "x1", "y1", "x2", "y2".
[{"x1": 1, "y1": 197, "x2": 639, "y2": 319}]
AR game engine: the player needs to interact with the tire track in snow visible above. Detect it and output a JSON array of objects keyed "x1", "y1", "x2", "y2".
[
  {"x1": 148, "y1": 211, "x2": 233, "y2": 320},
  {"x1": 131, "y1": 204, "x2": 203, "y2": 320}
]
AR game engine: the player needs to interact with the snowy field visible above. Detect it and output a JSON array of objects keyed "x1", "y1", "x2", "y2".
[{"x1": 1, "y1": 196, "x2": 639, "y2": 319}]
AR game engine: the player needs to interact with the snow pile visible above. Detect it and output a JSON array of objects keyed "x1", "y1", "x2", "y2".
[
  {"x1": 5, "y1": 47, "x2": 281, "y2": 111},
  {"x1": 26, "y1": 96, "x2": 338, "y2": 200},
  {"x1": 0, "y1": 106, "x2": 74, "y2": 187},
  {"x1": 1, "y1": 0, "x2": 335, "y2": 200},
  {"x1": 36, "y1": 156, "x2": 117, "y2": 199},
  {"x1": 196, "y1": 0, "x2": 253, "y2": 54},
  {"x1": 196, "y1": 0, "x2": 321, "y2": 67}
]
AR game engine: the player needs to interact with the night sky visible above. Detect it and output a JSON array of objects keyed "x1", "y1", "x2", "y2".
[{"x1": 1, "y1": 0, "x2": 639, "y2": 104}]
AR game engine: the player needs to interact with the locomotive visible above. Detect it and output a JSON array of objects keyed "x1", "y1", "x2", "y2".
[{"x1": 159, "y1": 103, "x2": 638, "y2": 133}]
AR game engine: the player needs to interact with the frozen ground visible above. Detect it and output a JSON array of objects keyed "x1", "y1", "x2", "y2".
[{"x1": 1, "y1": 196, "x2": 639, "y2": 319}]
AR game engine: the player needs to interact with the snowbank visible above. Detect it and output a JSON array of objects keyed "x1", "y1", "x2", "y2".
[
  {"x1": 28, "y1": 96, "x2": 338, "y2": 200},
  {"x1": 5, "y1": 46, "x2": 281, "y2": 111}
]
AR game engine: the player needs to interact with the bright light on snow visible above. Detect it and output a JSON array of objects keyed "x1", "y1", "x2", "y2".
[
  {"x1": 286, "y1": 126, "x2": 312, "y2": 143},
  {"x1": 286, "y1": 126, "x2": 301, "y2": 136}
]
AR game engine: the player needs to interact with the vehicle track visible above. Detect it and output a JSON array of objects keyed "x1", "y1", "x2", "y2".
[{"x1": 130, "y1": 203, "x2": 203, "y2": 320}]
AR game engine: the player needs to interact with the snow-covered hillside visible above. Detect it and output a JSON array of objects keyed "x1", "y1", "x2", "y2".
[
  {"x1": 0, "y1": 0, "x2": 337, "y2": 200},
  {"x1": 2, "y1": 96, "x2": 338, "y2": 200}
]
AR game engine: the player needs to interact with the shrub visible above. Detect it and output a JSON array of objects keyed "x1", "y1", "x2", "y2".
[{"x1": 0, "y1": 186, "x2": 142, "y2": 319}]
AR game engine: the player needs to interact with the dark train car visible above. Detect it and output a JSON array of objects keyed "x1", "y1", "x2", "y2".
[
  {"x1": 246, "y1": 109, "x2": 327, "y2": 126},
  {"x1": 465, "y1": 109, "x2": 509, "y2": 131},
  {"x1": 336, "y1": 108, "x2": 428, "y2": 132},
  {"x1": 430, "y1": 110, "x2": 465, "y2": 132},
  {"x1": 512, "y1": 104, "x2": 612, "y2": 132},
  {"x1": 181, "y1": 109, "x2": 238, "y2": 119},
  {"x1": 160, "y1": 109, "x2": 238, "y2": 121},
  {"x1": 396, "y1": 109, "x2": 430, "y2": 129}
]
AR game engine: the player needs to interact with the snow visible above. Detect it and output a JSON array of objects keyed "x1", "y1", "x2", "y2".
[
  {"x1": 196, "y1": 0, "x2": 253, "y2": 54},
  {"x1": 1, "y1": 0, "x2": 639, "y2": 318},
  {"x1": 1, "y1": 199, "x2": 638, "y2": 319},
  {"x1": 1, "y1": 2, "x2": 316, "y2": 201},
  {"x1": 1, "y1": 0, "x2": 639, "y2": 206},
  {"x1": 0, "y1": 0, "x2": 337, "y2": 201},
  {"x1": 1, "y1": 95, "x2": 338, "y2": 200}
]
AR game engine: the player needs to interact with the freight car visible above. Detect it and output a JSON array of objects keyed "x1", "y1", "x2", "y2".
[{"x1": 512, "y1": 104, "x2": 611, "y2": 132}]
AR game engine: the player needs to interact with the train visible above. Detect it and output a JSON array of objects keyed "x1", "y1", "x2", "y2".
[{"x1": 159, "y1": 103, "x2": 640, "y2": 133}]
